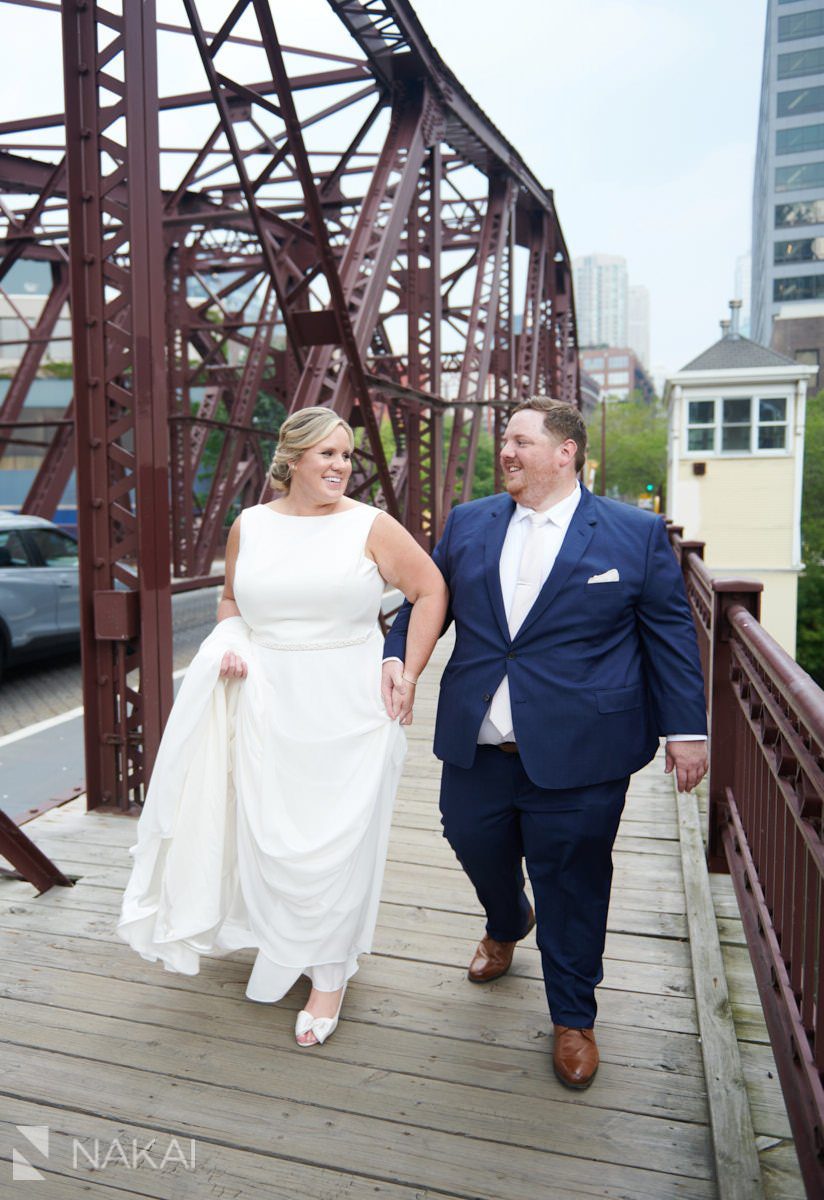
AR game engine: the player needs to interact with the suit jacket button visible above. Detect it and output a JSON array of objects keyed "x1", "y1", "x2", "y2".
[
  {"x1": 483, "y1": 693, "x2": 491, "y2": 702},
  {"x1": 507, "y1": 652, "x2": 516, "y2": 660}
]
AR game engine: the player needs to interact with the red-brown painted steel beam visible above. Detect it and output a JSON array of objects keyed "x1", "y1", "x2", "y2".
[
  {"x1": 251, "y1": 0, "x2": 399, "y2": 516},
  {"x1": 62, "y1": 0, "x2": 173, "y2": 810},
  {"x1": 442, "y1": 174, "x2": 515, "y2": 514}
]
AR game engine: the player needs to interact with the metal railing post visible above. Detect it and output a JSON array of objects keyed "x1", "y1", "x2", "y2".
[{"x1": 706, "y1": 580, "x2": 763, "y2": 872}]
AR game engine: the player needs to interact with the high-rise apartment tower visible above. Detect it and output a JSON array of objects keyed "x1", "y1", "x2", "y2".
[
  {"x1": 752, "y1": 0, "x2": 824, "y2": 363},
  {"x1": 628, "y1": 284, "x2": 651, "y2": 368},
  {"x1": 573, "y1": 254, "x2": 628, "y2": 349}
]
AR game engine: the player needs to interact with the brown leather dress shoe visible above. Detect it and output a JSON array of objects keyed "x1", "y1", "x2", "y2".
[
  {"x1": 552, "y1": 1025, "x2": 599, "y2": 1090},
  {"x1": 467, "y1": 909, "x2": 536, "y2": 983}
]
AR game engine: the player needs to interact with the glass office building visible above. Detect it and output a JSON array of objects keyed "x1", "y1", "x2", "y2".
[{"x1": 751, "y1": 0, "x2": 824, "y2": 355}]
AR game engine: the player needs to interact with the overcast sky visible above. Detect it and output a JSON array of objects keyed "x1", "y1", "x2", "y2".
[
  {"x1": 1, "y1": 0, "x2": 766, "y2": 377},
  {"x1": 412, "y1": 0, "x2": 766, "y2": 375}
]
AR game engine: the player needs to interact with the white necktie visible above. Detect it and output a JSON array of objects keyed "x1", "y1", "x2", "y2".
[{"x1": 487, "y1": 513, "x2": 547, "y2": 738}]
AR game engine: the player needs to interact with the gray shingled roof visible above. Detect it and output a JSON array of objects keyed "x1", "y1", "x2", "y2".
[{"x1": 681, "y1": 334, "x2": 796, "y2": 372}]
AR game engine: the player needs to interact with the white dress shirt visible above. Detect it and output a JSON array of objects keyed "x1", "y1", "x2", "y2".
[{"x1": 478, "y1": 484, "x2": 582, "y2": 743}]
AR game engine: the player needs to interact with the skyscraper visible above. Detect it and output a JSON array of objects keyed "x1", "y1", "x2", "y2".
[
  {"x1": 628, "y1": 284, "x2": 651, "y2": 368},
  {"x1": 573, "y1": 254, "x2": 628, "y2": 348},
  {"x1": 734, "y1": 252, "x2": 752, "y2": 337},
  {"x1": 751, "y1": 0, "x2": 824, "y2": 362}
]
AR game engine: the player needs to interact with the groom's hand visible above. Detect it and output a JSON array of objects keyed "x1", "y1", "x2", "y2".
[
  {"x1": 665, "y1": 740, "x2": 708, "y2": 793},
  {"x1": 381, "y1": 660, "x2": 415, "y2": 724}
]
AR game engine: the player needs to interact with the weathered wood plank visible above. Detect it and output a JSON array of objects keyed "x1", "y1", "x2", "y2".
[
  {"x1": 0, "y1": 1009, "x2": 715, "y2": 1180},
  {"x1": 0, "y1": 962, "x2": 708, "y2": 1077},
  {"x1": 757, "y1": 1139, "x2": 807, "y2": 1200},
  {"x1": 676, "y1": 788, "x2": 763, "y2": 1199},
  {"x1": 0, "y1": 1096, "x2": 465, "y2": 1200},
  {"x1": 0, "y1": 919, "x2": 696, "y2": 1002},
  {"x1": 3, "y1": 850, "x2": 696, "y2": 916},
  {"x1": 0, "y1": 892, "x2": 693, "y2": 968},
  {"x1": 0, "y1": 1046, "x2": 717, "y2": 1200},
  {"x1": 0, "y1": 875, "x2": 696, "y2": 940},
  {"x1": 0, "y1": 926, "x2": 704, "y2": 1036},
  {"x1": 0, "y1": 630, "x2": 803, "y2": 1199},
  {"x1": 0, "y1": 994, "x2": 710, "y2": 1127}
]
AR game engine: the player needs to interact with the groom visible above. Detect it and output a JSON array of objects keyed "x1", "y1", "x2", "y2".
[{"x1": 382, "y1": 397, "x2": 707, "y2": 1089}]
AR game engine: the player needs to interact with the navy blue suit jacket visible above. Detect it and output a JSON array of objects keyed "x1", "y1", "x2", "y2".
[{"x1": 384, "y1": 486, "x2": 707, "y2": 790}]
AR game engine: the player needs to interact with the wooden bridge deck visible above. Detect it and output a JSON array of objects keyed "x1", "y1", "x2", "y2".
[{"x1": 0, "y1": 638, "x2": 805, "y2": 1199}]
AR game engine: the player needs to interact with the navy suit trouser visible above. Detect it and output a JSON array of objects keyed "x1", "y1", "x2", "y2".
[{"x1": 440, "y1": 746, "x2": 628, "y2": 1028}]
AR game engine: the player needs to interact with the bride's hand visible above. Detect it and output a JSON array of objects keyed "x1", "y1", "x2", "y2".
[
  {"x1": 396, "y1": 677, "x2": 416, "y2": 726},
  {"x1": 219, "y1": 650, "x2": 248, "y2": 680},
  {"x1": 381, "y1": 660, "x2": 415, "y2": 724}
]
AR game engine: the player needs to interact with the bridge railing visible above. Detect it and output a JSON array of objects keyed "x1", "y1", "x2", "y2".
[{"x1": 667, "y1": 525, "x2": 824, "y2": 1198}]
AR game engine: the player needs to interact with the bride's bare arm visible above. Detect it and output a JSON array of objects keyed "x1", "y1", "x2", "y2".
[
  {"x1": 217, "y1": 516, "x2": 247, "y2": 679},
  {"x1": 366, "y1": 513, "x2": 448, "y2": 724}
]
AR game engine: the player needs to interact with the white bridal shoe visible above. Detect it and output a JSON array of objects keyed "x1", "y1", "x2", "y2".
[{"x1": 295, "y1": 986, "x2": 346, "y2": 1047}]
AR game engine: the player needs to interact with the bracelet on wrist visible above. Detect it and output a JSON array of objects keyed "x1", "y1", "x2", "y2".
[{"x1": 401, "y1": 673, "x2": 418, "y2": 685}]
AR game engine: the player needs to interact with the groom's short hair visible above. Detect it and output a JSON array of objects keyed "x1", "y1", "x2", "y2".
[{"x1": 511, "y1": 397, "x2": 588, "y2": 473}]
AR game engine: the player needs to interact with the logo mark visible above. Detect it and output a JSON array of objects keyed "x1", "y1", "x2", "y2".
[{"x1": 13, "y1": 1126, "x2": 49, "y2": 1181}]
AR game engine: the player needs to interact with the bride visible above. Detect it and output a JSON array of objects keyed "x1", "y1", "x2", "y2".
[{"x1": 117, "y1": 407, "x2": 447, "y2": 1047}]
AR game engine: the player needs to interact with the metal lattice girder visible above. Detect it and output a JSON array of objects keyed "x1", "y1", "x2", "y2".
[
  {"x1": 289, "y1": 85, "x2": 432, "y2": 411},
  {"x1": 0, "y1": 0, "x2": 581, "y2": 807},
  {"x1": 516, "y1": 210, "x2": 549, "y2": 402},
  {"x1": 61, "y1": 0, "x2": 173, "y2": 809},
  {"x1": 193, "y1": 283, "x2": 279, "y2": 575},
  {"x1": 442, "y1": 174, "x2": 515, "y2": 512},
  {"x1": 398, "y1": 146, "x2": 443, "y2": 544}
]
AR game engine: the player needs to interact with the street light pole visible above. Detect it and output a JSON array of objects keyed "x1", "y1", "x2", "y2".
[{"x1": 600, "y1": 393, "x2": 606, "y2": 496}]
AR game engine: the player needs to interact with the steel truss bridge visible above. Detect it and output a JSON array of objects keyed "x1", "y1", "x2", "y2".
[{"x1": 0, "y1": 0, "x2": 580, "y2": 809}]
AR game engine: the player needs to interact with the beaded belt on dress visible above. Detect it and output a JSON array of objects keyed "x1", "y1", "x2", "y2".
[{"x1": 249, "y1": 631, "x2": 373, "y2": 651}]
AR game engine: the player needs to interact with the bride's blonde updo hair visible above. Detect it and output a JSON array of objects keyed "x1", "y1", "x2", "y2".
[{"x1": 268, "y1": 406, "x2": 355, "y2": 492}]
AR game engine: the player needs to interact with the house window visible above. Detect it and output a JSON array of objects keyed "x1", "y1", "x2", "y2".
[
  {"x1": 686, "y1": 397, "x2": 788, "y2": 454},
  {"x1": 757, "y1": 398, "x2": 788, "y2": 449},
  {"x1": 686, "y1": 400, "x2": 716, "y2": 452},
  {"x1": 721, "y1": 398, "x2": 750, "y2": 451}
]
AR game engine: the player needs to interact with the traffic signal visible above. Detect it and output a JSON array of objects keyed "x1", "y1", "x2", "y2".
[{"x1": 645, "y1": 484, "x2": 654, "y2": 493}]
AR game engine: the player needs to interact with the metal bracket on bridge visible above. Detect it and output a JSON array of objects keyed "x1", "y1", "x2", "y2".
[{"x1": 0, "y1": 807, "x2": 74, "y2": 895}]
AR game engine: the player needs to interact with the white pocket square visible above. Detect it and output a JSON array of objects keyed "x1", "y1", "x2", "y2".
[{"x1": 587, "y1": 569, "x2": 620, "y2": 584}]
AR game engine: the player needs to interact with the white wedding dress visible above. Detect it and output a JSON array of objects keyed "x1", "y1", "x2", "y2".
[{"x1": 117, "y1": 502, "x2": 407, "y2": 1000}]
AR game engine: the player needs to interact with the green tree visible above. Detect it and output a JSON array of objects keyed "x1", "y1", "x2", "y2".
[
  {"x1": 586, "y1": 394, "x2": 667, "y2": 506},
  {"x1": 372, "y1": 411, "x2": 497, "y2": 503},
  {"x1": 471, "y1": 423, "x2": 496, "y2": 499},
  {"x1": 40, "y1": 361, "x2": 74, "y2": 379},
  {"x1": 797, "y1": 390, "x2": 824, "y2": 684},
  {"x1": 194, "y1": 384, "x2": 286, "y2": 527}
]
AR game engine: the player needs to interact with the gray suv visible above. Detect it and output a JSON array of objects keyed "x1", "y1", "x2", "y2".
[{"x1": 0, "y1": 513, "x2": 80, "y2": 680}]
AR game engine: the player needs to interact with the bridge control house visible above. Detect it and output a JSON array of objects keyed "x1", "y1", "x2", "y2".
[{"x1": 664, "y1": 300, "x2": 816, "y2": 657}]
